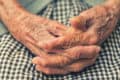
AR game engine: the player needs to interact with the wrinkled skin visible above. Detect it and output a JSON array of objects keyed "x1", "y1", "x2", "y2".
[
  {"x1": 0, "y1": 1, "x2": 67, "y2": 55},
  {"x1": 39, "y1": 4, "x2": 118, "y2": 51},
  {"x1": 0, "y1": 0, "x2": 101, "y2": 75},
  {"x1": 11, "y1": 13, "x2": 99, "y2": 74},
  {"x1": 7, "y1": 15, "x2": 68, "y2": 56},
  {"x1": 32, "y1": 2, "x2": 119, "y2": 75}
]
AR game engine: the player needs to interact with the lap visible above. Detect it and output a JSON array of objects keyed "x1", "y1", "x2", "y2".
[{"x1": 0, "y1": 0, "x2": 120, "y2": 80}]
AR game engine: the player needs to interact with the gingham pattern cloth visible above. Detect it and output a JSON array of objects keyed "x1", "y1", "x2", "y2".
[{"x1": 0, "y1": 0, "x2": 120, "y2": 80}]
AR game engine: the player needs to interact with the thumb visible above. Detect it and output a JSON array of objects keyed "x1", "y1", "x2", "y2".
[{"x1": 70, "y1": 16, "x2": 87, "y2": 31}]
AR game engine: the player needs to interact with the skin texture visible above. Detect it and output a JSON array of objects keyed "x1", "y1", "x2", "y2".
[
  {"x1": 1, "y1": 0, "x2": 119, "y2": 75},
  {"x1": 38, "y1": 1, "x2": 120, "y2": 51},
  {"x1": 0, "y1": 0, "x2": 67, "y2": 55},
  {"x1": 0, "y1": 0, "x2": 101, "y2": 75},
  {"x1": 32, "y1": 0, "x2": 120, "y2": 75}
]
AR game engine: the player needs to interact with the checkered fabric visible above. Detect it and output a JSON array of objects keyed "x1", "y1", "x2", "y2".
[{"x1": 0, "y1": 0, "x2": 120, "y2": 80}]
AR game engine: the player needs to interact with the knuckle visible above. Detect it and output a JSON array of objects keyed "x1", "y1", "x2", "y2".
[
  {"x1": 72, "y1": 67, "x2": 82, "y2": 72},
  {"x1": 68, "y1": 65, "x2": 81, "y2": 72},
  {"x1": 41, "y1": 60, "x2": 49, "y2": 67},
  {"x1": 87, "y1": 47, "x2": 100, "y2": 58},
  {"x1": 72, "y1": 68, "x2": 79, "y2": 72},
  {"x1": 75, "y1": 65, "x2": 83, "y2": 72},
  {"x1": 75, "y1": 52, "x2": 82, "y2": 59},
  {"x1": 89, "y1": 36, "x2": 98, "y2": 44},
  {"x1": 89, "y1": 52, "x2": 96, "y2": 58},
  {"x1": 44, "y1": 69, "x2": 52, "y2": 75},
  {"x1": 68, "y1": 48, "x2": 81, "y2": 60},
  {"x1": 35, "y1": 66, "x2": 41, "y2": 71}
]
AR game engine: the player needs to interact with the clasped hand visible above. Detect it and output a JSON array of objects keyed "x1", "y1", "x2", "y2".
[
  {"x1": 2, "y1": 1, "x2": 118, "y2": 75},
  {"x1": 31, "y1": 5, "x2": 118, "y2": 75}
]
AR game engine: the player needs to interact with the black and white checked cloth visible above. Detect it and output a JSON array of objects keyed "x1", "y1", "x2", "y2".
[{"x1": 0, "y1": 0, "x2": 120, "y2": 80}]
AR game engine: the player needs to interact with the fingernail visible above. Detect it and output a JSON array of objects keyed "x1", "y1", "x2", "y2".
[
  {"x1": 32, "y1": 57, "x2": 41, "y2": 64},
  {"x1": 35, "y1": 57, "x2": 47, "y2": 67},
  {"x1": 96, "y1": 47, "x2": 101, "y2": 52},
  {"x1": 32, "y1": 58, "x2": 37, "y2": 64}
]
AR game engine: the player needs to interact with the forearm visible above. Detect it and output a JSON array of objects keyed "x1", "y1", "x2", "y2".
[
  {"x1": 0, "y1": 0, "x2": 43, "y2": 32},
  {"x1": 0, "y1": 0, "x2": 26, "y2": 21}
]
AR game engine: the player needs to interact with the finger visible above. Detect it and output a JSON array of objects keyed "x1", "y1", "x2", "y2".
[
  {"x1": 70, "y1": 8, "x2": 97, "y2": 31},
  {"x1": 34, "y1": 30, "x2": 91, "y2": 51},
  {"x1": 64, "y1": 45, "x2": 101, "y2": 59},
  {"x1": 26, "y1": 30, "x2": 100, "y2": 55},
  {"x1": 35, "y1": 54, "x2": 98, "y2": 75},
  {"x1": 66, "y1": 47, "x2": 99, "y2": 73},
  {"x1": 70, "y1": 16, "x2": 87, "y2": 31},
  {"x1": 35, "y1": 65, "x2": 69, "y2": 75},
  {"x1": 32, "y1": 54, "x2": 72, "y2": 68},
  {"x1": 66, "y1": 57, "x2": 97, "y2": 72},
  {"x1": 32, "y1": 45, "x2": 100, "y2": 67},
  {"x1": 35, "y1": 58, "x2": 96, "y2": 75}
]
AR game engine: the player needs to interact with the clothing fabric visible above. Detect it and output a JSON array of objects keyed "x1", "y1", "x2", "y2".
[
  {"x1": 84, "y1": 0, "x2": 105, "y2": 6},
  {"x1": 0, "y1": 0, "x2": 120, "y2": 80}
]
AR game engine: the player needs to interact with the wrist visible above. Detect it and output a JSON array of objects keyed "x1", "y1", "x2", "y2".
[{"x1": 0, "y1": 0, "x2": 28, "y2": 32}]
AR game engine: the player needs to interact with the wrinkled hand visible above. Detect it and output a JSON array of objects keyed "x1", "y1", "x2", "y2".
[
  {"x1": 0, "y1": 0, "x2": 67, "y2": 56},
  {"x1": 32, "y1": 45, "x2": 100, "y2": 75},
  {"x1": 31, "y1": 3, "x2": 119, "y2": 75},
  {"x1": 2, "y1": 11, "x2": 67, "y2": 56},
  {"x1": 0, "y1": 0, "x2": 101, "y2": 75},
  {"x1": 38, "y1": 4, "x2": 119, "y2": 51}
]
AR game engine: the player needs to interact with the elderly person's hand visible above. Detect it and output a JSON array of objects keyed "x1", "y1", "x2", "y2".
[
  {"x1": 0, "y1": 0, "x2": 67, "y2": 56},
  {"x1": 37, "y1": 0, "x2": 119, "y2": 51},
  {"x1": 32, "y1": 45, "x2": 100, "y2": 75},
  {"x1": 0, "y1": 0, "x2": 101, "y2": 75},
  {"x1": 31, "y1": 0, "x2": 120, "y2": 75}
]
